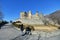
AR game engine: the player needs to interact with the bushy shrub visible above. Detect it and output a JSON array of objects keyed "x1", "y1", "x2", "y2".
[
  {"x1": 12, "y1": 22, "x2": 20, "y2": 28},
  {"x1": 0, "y1": 21, "x2": 8, "y2": 29}
]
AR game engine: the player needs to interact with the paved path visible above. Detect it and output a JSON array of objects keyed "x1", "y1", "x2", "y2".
[
  {"x1": 0, "y1": 23, "x2": 60, "y2": 40},
  {"x1": 0, "y1": 23, "x2": 20, "y2": 40}
]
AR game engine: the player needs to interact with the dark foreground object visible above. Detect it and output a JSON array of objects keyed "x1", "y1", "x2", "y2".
[
  {"x1": 0, "y1": 21, "x2": 8, "y2": 29},
  {"x1": 22, "y1": 26, "x2": 32, "y2": 36}
]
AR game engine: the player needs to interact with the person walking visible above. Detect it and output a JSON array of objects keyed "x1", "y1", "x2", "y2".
[{"x1": 20, "y1": 24, "x2": 24, "y2": 33}]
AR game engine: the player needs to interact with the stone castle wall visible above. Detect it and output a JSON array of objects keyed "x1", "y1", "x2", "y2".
[{"x1": 20, "y1": 11, "x2": 44, "y2": 19}]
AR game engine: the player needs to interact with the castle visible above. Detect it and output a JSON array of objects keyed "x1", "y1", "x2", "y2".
[
  {"x1": 20, "y1": 11, "x2": 44, "y2": 20},
  {"x1": 15, "y1": 10, "x2": 56, "y2": 25}
]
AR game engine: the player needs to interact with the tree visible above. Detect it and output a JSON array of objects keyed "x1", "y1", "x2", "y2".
[{"x1": 0, "y1": 12, "x2": 3, "y2": 21}]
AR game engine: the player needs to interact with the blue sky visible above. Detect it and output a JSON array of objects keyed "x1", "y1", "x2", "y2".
[{"x1": 1, "y1": 0, "x2": 60, "y2": 21}]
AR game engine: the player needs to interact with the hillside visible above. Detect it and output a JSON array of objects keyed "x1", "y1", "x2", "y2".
[{"x1": 45, "y1": 10, "x2": 60, "y2": 24}]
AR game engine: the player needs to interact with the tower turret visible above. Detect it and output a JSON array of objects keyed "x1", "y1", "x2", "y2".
[
  {"x1": 20, "y1": 12, "x2": 25, "y2": 19},
  {"x1": 28, "y1": 10, "x2": 32, "y2": 19},
  {"x1": 36, "y1": 11, "x2": 39, "y2": 17}
]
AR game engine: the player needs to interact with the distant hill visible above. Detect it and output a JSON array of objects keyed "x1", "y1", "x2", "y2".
[{"x1": 45, "y1": 10, "x2": 60, "y2": 24}]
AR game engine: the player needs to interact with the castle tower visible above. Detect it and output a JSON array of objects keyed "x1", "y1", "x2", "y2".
[
  {"x1": 28, "y1": 10, "x2": 32, "y2": 19},
  {"x1": 24, "y1": 12, "x2": 28, "y2": 18},
  {"x1": 20, "y1": 12, "x2": 25, "y2": 19},
  {"x1": 36, "y1": 11, "x2": 39, "y2": 17},
  {"x1": 33, "y1": 11, "x2": 39, "y2": 19}
]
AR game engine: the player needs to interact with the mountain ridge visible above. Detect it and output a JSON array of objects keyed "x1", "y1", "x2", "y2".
[{"x1": 45, "y1": 10, "x2": 60, "y2": 24}]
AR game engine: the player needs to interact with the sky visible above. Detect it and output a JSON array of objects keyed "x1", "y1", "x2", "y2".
[{"x1": 1, "y1": 0, "x2": 60, "y2": 21}]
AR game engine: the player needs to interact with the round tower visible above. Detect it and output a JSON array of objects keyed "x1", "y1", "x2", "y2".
[
  {"x1": 20, "y1": 12, "x2": 25, "y2": 19},
  {"x1": 28, "y1": 10, "x2": 32, "y2": 19},
  {"x1": 36, "y1": 11, "x2": 39, "y2": 17}
]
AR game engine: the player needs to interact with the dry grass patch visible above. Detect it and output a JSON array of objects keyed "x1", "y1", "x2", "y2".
[{"x1": 33, "y1": 25, "x2": 58, "y2": 32}]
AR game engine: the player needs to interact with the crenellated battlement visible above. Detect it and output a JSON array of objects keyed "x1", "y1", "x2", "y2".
[{"x1": 20, "y1": 11, "x2": 44, "y2": 19}]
